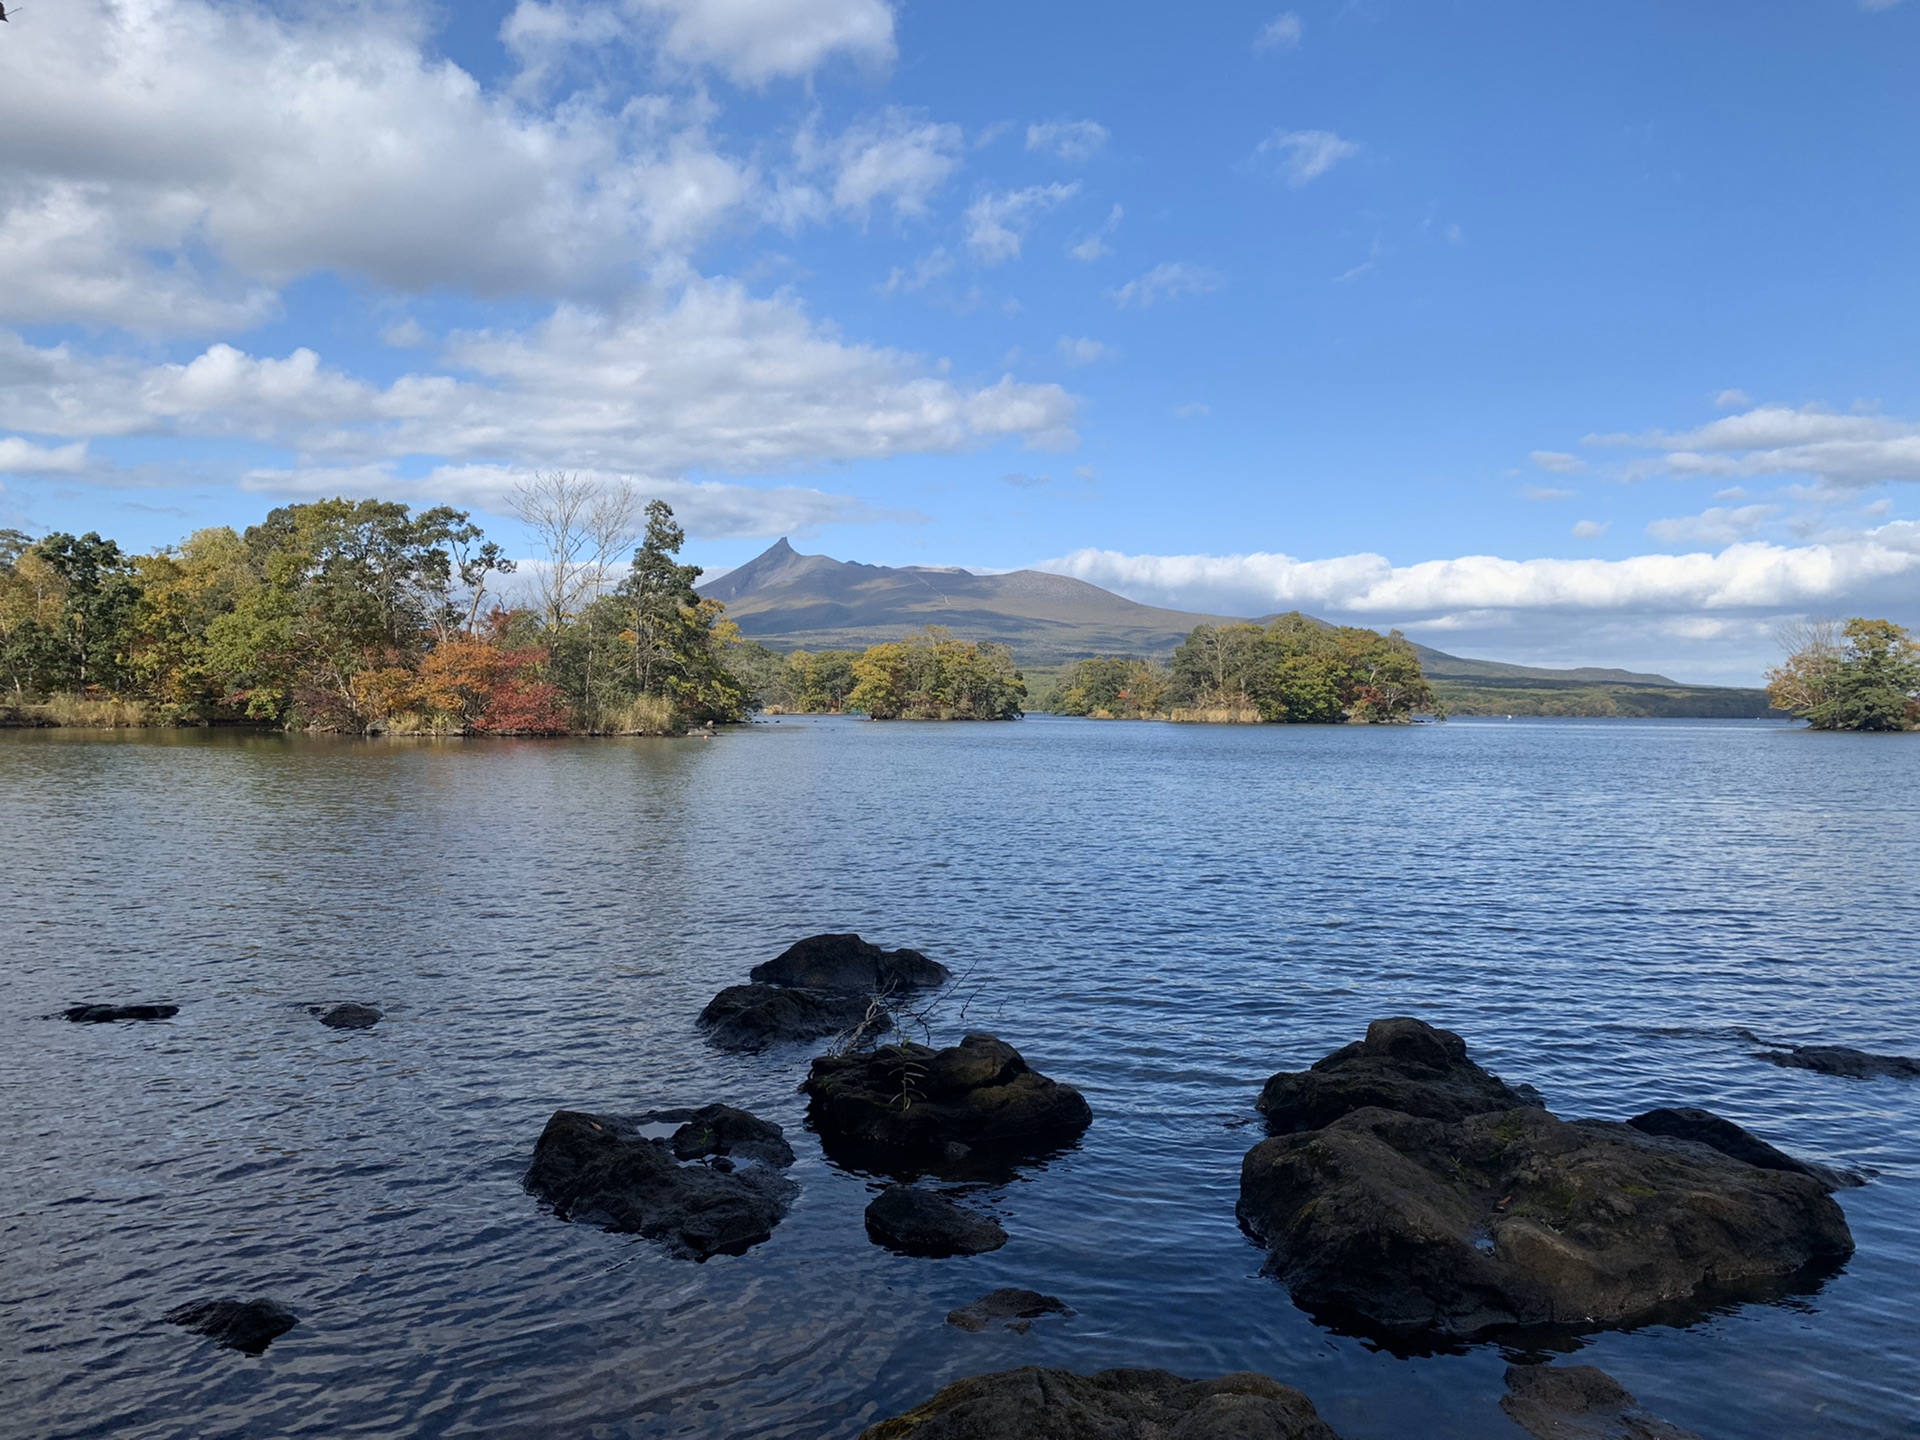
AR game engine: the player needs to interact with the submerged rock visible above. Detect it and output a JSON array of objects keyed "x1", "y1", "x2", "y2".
[
  {"x1": 164, "y1": 1297, "x2": 298, "y2": 1355},
  {"x1": 1627, "y1": 1106, "x2": 1862, "y2": 1189},
  {"x1": 749, "y1": 933, "x2": 951, "y2": 994},
  {"x1": 804, "y1": 1033, "x2": 1091, "y2": 1173},
  {"x1": 315, "y1": 1003, "x2": 381, "y2": 1030},
  {"x1": 1257, "y1": 1017, "x2": 1541, "y2": 1133},
  {"x1": 1502, "y1": 1363, "x2": 1702, "y2": 1440},
  {"x1": 858, "y1": 1366, "x2": 1344, "y2": 1440},
  {"x1": 1238, "y1": 1102, "x2": 1853, "y2": 1342},
  {"x1": 524, "y1": 1108, "x2": 797, "y2": 1259},
  {"x1": 865, "y1": 1185, "x2": 1007, "y2": 1257},
  {"x1": 946, "y1": 1287, "x2": 1073, "y2": 1332},
  {"x1": 697, "y1": 982, "x2": 872, "y2": 1052},
  {"x1": 64, "y1": 1003, "x2": 177, "y2": 1023},
  {"x1": 1754, "y1": 1042, "x2": 1920, "y2": 1081}
]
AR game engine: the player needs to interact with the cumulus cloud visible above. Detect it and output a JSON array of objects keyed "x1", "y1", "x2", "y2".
[
  {"x1": 1108, "y1": 262, "x2": 1223, "y2": 309},
  {"x1": 0, "y1": 279, "x2": 1080, "y2": 474},
  {"x1": 1646, "y1": 504, "x2": 1782, "y2": 546},
  {"x1": 0, "y1": 436, "x2": 90, "y2": 473},
  {"x1": 1571, "y1": 519, "x2": 1610, "y2": 539},
  {"x1": 630, "y1": 0, "x2": 897, "y2": 83},
  {"x1": 1608, "y1": 403, "x2": 1920, "y2": 489},
  {"x1": 1252, "y1": 129, "x2": 1362, "y2": 187},
  {"x1": 1025, "y1": 119, "x2": 1109, "y2": 164},
  {"x1": 964, "y1": 183, "x2": 1078, "y2": 264},
  {"x1": 1039, "y1": 525, "x2": 1920, "y2": 631},
  {"x1": 1255, "y1": 13, "x2": 1304, "y2": 51},
  {"x1": 786, "y1": 107, "x2": 963, "y2": 222}
]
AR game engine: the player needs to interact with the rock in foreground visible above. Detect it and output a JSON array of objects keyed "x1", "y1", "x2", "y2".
[
  {"x1": 1754, "y1": 1042, "x2": 1920, "y2": 1081},
  {"x1": 1627, "y1": 1106, "x2": 1861, "y2": 1188},
  {"x1": 1257, "y1": 1017, "x2": 1541, "y2": 1133},
  {"x1": 697, "y1": 982, "x2": 872, "y2": 1052},
  {"x1": 804, "y1": 1033, "x2": 1091, "y2": 1173},
  {"x1": 1238, "y1": 1103, "x2": 1853, "y2": 1342},
  {"x1": 316, "y1": 1003, "x2": 381, "y2": 1030},
  {"x1": 946, "y1": 1287, "x2": 1072, "y2": 1332},
  {"x1": 865, "y1": 1185, "x2": 1007, "y2": 1257},
  {"x1": 524, "y1": 1107, "x2": 796, "y2": 1259},
  {"x1": 859, "y1": 1366, "x2": 1344, "y2": 1440},
  {"x1": 750, "y1": 933, "x2": 951, "y2": 993},
  {"x1": 1502, "y1": 1363, "x2": 1702, "y2": 1440},
  {"x1": 64, "y1": 1003, "x2": 178, "y2": 1023},
  {"x1": 164, "y1": 1297, "x2": 298, "y2": 1355}
]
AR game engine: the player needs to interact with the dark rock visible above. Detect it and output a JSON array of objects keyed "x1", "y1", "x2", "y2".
[
  {"x1": 858, "y1": 1366, "x2": 1344, "y2": 1440},
  {"x1": 750, "y1": 933, "x2": 951, "y2": 993},
  {"x1": 164, "y1": 1297, "x2": 298, "y2": 1355},
  {"x1": 1257, "y1": 1017, "x2": 1540, "y2": 1133},
  {"x1": 865, "y1": 1185, "x2": 1007, "y2": 1257},
  {"x1": 1755, "y1": 1043, "x2": 1920, "y2": 1081},
  {"x1": 946, "y1": 1287, "x2": 1073, "y2": 1332},
  {"x1": 64, "y1": 1003, "x2": 177, "y2": 1023},
  {"x1": 642, "y1": 1103, "x2": 797, "y2": 1168},
  {"x1": 1237, "y1": 1103, "x2": 1853, "y2": 1343},
  {"x1": 524, "y1": 1108, "x2": 796, "y2": 1259},
  {"x1": 804, "y1": 1033, "x2": 1092, "y2": 1174},
  {"x1": 1502, "y1": 1363, "x2": 1702, "y2": 1440},
  {"x1": 697, "y1": 982, "x2": 872, "y2": 1052},
  {"x1": 316, "y1": 1003, "x2": 381, "y2": 1030},
  {"x1": 1626, "y1": 1107, "x2": 1862, "y2": 1189}
]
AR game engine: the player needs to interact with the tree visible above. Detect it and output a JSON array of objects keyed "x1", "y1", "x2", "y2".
[
  {"x1": 510, "y1": 471, "x2": 639, "y2": 631},
  {"x1": 34, "y1": 532, "x2": 144, "y2": 691},
  {"x1": 1167, "y1": 612, "x2": 1434, "y2": 723},
  {"x1": 846, "y1": 629, "x2": 1025, "y2": 720},
  {"x1": 1768, "y1": 617, "x2": 1920, "y2": 731},
  {"x1": 1050, "y1": 657, "x2": 1169, "y2": 718}
]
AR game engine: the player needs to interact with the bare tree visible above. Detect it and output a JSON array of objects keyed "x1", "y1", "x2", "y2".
[{"x1": 509, "y1": 472, "x2": 641, "y2": 629}]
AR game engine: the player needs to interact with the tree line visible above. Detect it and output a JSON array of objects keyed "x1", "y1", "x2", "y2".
[
  {"x1": 1043, "y1": 614, "x2": 1438, "y2": 724},
  {"x1": 1766, "y1": 618, "x2": 1920, "y2": 732},
  {"x1": 730, "y1": 630, "x2": 1027, "y2": 720}
]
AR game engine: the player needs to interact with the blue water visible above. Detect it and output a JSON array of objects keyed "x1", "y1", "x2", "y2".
[{"x1": 1, "y1": 717, "x2": 1916, "y2": 1439}]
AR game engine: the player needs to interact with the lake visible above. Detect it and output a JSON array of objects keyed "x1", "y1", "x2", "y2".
[{"x1": 2, "y1": 717, "x2": 1916, "y2": 1439}]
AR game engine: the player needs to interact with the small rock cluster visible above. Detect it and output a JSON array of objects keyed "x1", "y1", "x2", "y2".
[{"x1": 697, "y1": 932, "x2": 951, "y2": 1052}]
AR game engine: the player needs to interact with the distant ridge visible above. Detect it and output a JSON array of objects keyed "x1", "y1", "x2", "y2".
[{"x1": 700, "y1": 539, "x2": 1699, "y2": 687}]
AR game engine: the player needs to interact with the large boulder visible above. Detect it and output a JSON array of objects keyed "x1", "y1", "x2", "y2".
[
  {"x1": 750, "y1": 933, "x2": 951, "y2": 993},
  {"x1": 858, "y1": 1367, "x2": 1344, "y2": 1440},
  {"x1": 1238, "y1": 1104, "x2": 1853, "y2": 1342},
  {"x1": 1626, "y1": 1106, "x2": 1861, "y2": 1189},
  {"x1": 1502, "y1": 1364, "x2": 1701, "y2": 1440},
  {"x1": 697, "y1": 983, "x2": 872, "y2": 1052},
  {"x1": 1257, "y1": 1017, "x2": 1541, "y2": 1133},
  {"x1": 64, "y1": 1003, "x2": 177, "y2": 1023},
  {"x1": 946, "y1": 1287, "x2": 1072, "y2": 1333},
  {"x1": 865, "y1": 1185, "x2": 1007, "y2": 1257},
  {"x1": 315, "y1": 1003, "x2": 381, "y2": 1030},
  {"x1": 524, "y1": 1107, "x2": 796, "y2": 1259},
  {"x1": 804, "y1": 1033, "x2": 1091, "y2": 1174},
  {"x1": 1754, "y1": 1042, "x2": 1920, "y2": 1080},
  {"x1": 164, "y1": 1297, "x2": 298, "y2": 1355}
]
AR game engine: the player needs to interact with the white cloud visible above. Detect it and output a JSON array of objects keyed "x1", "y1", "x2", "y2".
[
  {"x1": 1571, "y1": 519, "x2": 1610, "y2": 539},
  {"x1": 630, "y1": 0, "x2": 897, "y2": 84},
  {"x1": 1521, "y1": 485, "x2": 1575, "y2": 502},
  {"x1": 1713, "y1": 388, "x2": 1752, "y2": 409},
  {"x1": 0, "y1": 279, "x2": 1080, "y2": 472},
  {"x1": 879, "y1": 247, "x2": 954, "y2": 297},
  {"x1": 1254, "y1": 13, "x2": 1303, "y2": 51},
  {"x1": 1025, "y1": 120, "x2": 1109, "y2": 164},
  {"x1": 1252, "y1": 129, "x2": 1362, "y2": 187},
  {"x1": 788, "y1": 107, "x2": 963, "y2": 222},
  {"x1": 1529, "y1": 449, "x2": 1586, "y2": 474},
  {"x1": 964, "y1": 183, "x2": 1078, "y2": 264},
  {"x1": 1068, "y1": 204, "x2": 1123, "y2": 262},
  {"x1": 1108, "y1": 262, "x2": 1223, "y2": 310},
  {"x1": 1646, "y1": 504, "x2": 1782, "y2": 546},
  {"x1": 381, "y1": 319, "x2": 429, "y2": 350},
  {"x1": 1608, "y1": 403, "x2": 1920, "y2": 489},
  {"x1": 0, "y1": 436, "x2": 90, "y2": 473},
  {"x1": 1056, "y1": 337, "x2": 1111, "y2": 368}
]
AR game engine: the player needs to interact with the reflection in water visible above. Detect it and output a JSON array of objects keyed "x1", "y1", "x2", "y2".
[{"x1": 1, "y1": 718, "x2": 1917, "y2": 1439}]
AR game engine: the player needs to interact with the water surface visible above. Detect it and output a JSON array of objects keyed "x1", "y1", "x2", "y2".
[{"x1": 2, "y1": 718, "x2": 1916, "y2": 1439}]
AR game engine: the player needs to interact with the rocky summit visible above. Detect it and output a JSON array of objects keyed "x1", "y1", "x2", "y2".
[
  {"x1": 804, "y1": 1033, "x2": 1091, "y2": 1174},
  {"x1": 858, "y1": 1366, "x2": 1346, "y2": 1440},
  {"x1": 1239, "y1": 1050, "x2": 1854, "y2": 1342},
  {"x1": 524, "y1": 1107, "x2": 797, "y2": 1259}
]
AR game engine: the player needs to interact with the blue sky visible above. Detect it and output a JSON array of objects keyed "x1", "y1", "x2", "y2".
[{"x1": 1, "y1": 0, "x2": 1916, "y2": 681}]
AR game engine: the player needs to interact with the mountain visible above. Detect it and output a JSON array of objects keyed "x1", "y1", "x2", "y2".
[{"x1": 699, "y1": 540, "x2": 1776, "y2": 716}]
